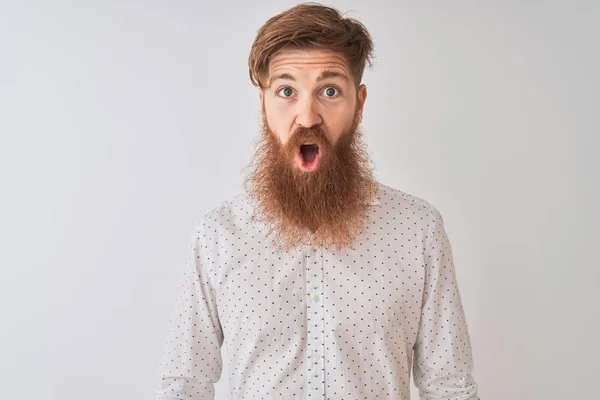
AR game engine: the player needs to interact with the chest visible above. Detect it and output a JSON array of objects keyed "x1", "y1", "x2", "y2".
[{"x1": 212, "y1": 237, "x2": 426, "y2": 342}]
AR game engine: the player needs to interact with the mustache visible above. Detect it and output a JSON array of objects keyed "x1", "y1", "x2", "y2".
[{"x1": 289, "y1": 126, "x2": 329, "y2": 144}]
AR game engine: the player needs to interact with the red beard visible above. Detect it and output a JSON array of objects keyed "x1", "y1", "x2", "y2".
[{"x1": 243, "y1": 105, "x2": 377, "y2": 251}]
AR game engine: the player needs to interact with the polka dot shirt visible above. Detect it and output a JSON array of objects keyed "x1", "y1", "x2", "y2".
[{"x1": 155, "y1": 182, "x2": 479, "y2": 399}]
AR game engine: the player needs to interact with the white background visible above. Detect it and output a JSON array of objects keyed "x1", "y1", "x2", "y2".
[{"x1": 1, "y1": 1, "x2": 598, "y2": 399}]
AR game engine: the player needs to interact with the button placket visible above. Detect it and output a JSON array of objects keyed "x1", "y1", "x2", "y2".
[{"x1": 306, "y1": 246, "x2": 325, "y2": 398}]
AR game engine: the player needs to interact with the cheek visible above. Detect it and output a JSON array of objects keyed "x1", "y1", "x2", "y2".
[
  {"x1": 265, "y1": 105, "x2": 293, "y2": 144},
  {"x1": 272, "y1": 121, "x2": 288, "y2": 141},
  {"x1": 328, "y1": 108, "x2": 355, "y2": 143}
]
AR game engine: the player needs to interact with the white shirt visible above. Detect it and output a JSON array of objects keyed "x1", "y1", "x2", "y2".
[{"x1": 155, "y1": 182, "x2": 479, "y2": 399}]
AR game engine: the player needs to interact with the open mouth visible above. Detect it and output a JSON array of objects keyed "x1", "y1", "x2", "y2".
[{"x1": 298, "y1": 143, "x2": 321, "y2": 171}]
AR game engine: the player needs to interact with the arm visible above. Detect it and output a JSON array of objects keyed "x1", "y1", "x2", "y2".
[
  {"x1": 155, "y1": 222, "x2": 224, "y2": 400},
  {"x1": 412, "y1": 207, "x2": 479, "y2": 400}
]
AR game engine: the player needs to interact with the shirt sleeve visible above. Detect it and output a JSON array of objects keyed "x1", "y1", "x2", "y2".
[
  {"x1": 155, "y1": 222, "x2": 224, "y2": 400},
  {"x1": 412, "y1": 207, "x2": 479, "y2": 400}
]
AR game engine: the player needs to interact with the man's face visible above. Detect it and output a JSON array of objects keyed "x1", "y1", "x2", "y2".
[
  {"x1": 246, "y1": 48, "x2": 376, "y2": 251},
  {"x1": 259, "y1": 49, "x2": 367, "y2": 173}
]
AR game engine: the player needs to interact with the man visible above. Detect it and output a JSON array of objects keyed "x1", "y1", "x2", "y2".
[{"x1": 155, "y1": 3, "x2": 479, "y2": 399}]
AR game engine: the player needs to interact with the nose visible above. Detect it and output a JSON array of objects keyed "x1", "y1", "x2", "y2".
[{"x1": 295, "y1": 97, "x2": 322, "y2": 129}]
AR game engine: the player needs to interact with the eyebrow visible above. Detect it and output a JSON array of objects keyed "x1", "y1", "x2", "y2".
[{"x1": 268, "y1": 69, "x2": 350, "y2": 87}]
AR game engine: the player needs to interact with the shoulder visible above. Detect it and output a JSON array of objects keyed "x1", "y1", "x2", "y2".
[
  {"x1": 376, "y1": 182, "x2": 442, "y2": 221},
  {"x1": 190, "y1": 191, "x2": 254, "y2": 242},
  {"x1": 376, "y1": 183, "x2": 450, "y2": 252}
]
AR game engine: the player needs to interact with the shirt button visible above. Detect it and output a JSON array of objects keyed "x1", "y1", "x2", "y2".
[
  {"x1": 312, "y1": 294, "x2": 320, "y2": 303},
  {"x1": 312, "y1": 352, "x2": 321, "y2": 361}
]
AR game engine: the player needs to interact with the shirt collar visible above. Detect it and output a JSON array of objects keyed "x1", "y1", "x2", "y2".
[{"x1": 368, "y1": 197, "x2": 381, "y2": 206}]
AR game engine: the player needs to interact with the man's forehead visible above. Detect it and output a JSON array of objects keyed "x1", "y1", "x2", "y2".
[{"x1": 267, "y1": 49, "x2": 351, "y2": 80}]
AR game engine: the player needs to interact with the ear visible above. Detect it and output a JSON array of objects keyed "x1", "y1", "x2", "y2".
[{"x1": 357, "y1": 84, "x2": 367, "y2": 115}]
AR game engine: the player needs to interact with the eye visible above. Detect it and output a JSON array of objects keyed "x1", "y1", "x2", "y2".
[
  {"x1": 277, "y1": 86, "x2": 294, "y2": 98},
  {"x1": 322, "y1": 86, "x2": 340, "y2": 98}
]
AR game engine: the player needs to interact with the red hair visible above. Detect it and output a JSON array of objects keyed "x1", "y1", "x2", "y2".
[{"x1": 248, "y1": 2, "x2": 375, "y2": 90}]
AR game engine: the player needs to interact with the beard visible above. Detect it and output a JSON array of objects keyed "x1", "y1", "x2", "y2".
[{"x1": 243, "y1": 103, "x2": 377, "y2": 252}]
